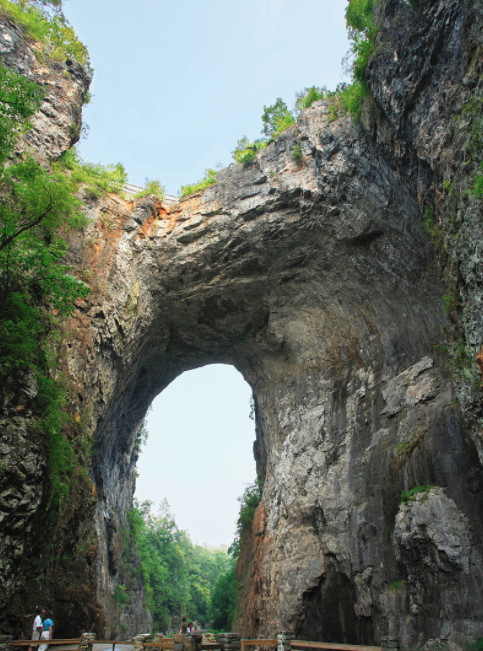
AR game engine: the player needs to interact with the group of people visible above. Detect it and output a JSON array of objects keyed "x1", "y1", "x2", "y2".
[
  {"x1": 29, "y1": 608, "x2": 54, "y2": 651},
  {"x1": 179, "y1": 616, "x2": 196, "y2": 634}
]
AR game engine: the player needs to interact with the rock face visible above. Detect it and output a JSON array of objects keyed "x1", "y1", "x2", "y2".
[
  {"x1": 0, "y1": 11, "x2": 90, "y2": 162},
  {"x1": 2, "y1": 0, "x2": 483, "y2": 645}
]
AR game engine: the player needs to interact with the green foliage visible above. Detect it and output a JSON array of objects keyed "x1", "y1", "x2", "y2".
[
  {"x1": 389, "y1": 579, "x2": 405, "y2": 593},
  {"x1": 209, "y1": 559, "x2": 236, "y2": 631},
  {"x1": 134, "y1": 418, "x2": 149, "y2": 452},
  {"x1": 54, "y1": 147, "x2": 128, "y2": 201},
  {"x1": 291, "y1": 143, "x2": 303, "y2": 166},
  {"x1": 0, "y1": 0, "x2": 93, "y2": 73},
  {"x1": 0, "y1": 65, "x2": 43, "y2": 164},
  {"x1": 294, "y1": 85, "x2": 337, "y2": 113},
  {"x1": 261, "y1": 97, "x2": 295, "y2": 140},
  {"x1": 126, "y1": 500, "x2": 233, "y2": 631},
  {"x1": 180, "y1": 168, "x2": 218, "y2": 198},
  {"x1": 229, "y1": 478, "x2": 263, "y2": 559},
  {"x1": 231, "y1": 136, "x2": 266, "y2": 167},
  {"x1": 37, "y1": 369, "x2": 74, "y2": 509},
  {"x1": 401, "y1": 485, "x2": 437, "y2": 505},
  {"x1": 0, "y1": 157, "x2": 90, "y2": 311},
  {"x1": 339, "y1": 0, "x2": 378, "y2": 120},
  {"x1": 439, "y1": 293, "x2": 457, "y2": 316},
  {"x1": 468, "y1": 639, "x2": 483, "y2": 651},
  {"x1": 248, "y1": 395, "x2": 255, "y2": 421},
  {"x1": 133, "y1": 178, "x2": 165, "y2": 201},
  {"x1": 114, "y1": 584, "x2": 129, "y2": 606},
  {"x1": 237, "y1": 477, "x2": 262, "y2": 533},
  {"x1": 336, "y1": 82, "x2": 368, "y2": 122},
  {"x1": 0, "y1": 64, "x2": 108, "y2": 512},
  {"x1": 0, "y1": 293, "x2": 74, "y2": 509},
  {"x1": 456, "y1": 93, "x2": 483, "y2": 199}
]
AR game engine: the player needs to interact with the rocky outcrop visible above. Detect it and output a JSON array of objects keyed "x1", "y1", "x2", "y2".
[
  {"x1": 0, "y1": 10, "x2": 91, "y2": 162},
  {"x1": 2, "y1": 0, "x2": 483, "y2": 645}
]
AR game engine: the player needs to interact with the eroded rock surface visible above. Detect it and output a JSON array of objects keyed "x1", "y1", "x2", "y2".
[{"x1": 0, "y1": 11, "x2": 90, "y2": 161}]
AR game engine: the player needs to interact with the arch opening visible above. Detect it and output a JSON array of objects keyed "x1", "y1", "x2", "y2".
[{"x1": 135, "y1": 363, "x2": 256, "y2": 547}]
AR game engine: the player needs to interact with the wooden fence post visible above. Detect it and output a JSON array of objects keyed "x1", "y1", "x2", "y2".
[
  {"x1": 381, "y1": 636, "x2": 399, "y2": 651},
  {"x1": 216, "y1": 634, "x2": 241, "y2": 651},
  {"x1": 79, "y1": 633, "x2": 96, "y2": 651},
  {"x1": 277, "y1": 631, "x2": 294, "y2": 651}
]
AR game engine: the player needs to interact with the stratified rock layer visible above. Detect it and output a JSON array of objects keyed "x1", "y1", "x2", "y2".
[{"x1": 1, "y1": 0, "x2": 483, "y2": 645}]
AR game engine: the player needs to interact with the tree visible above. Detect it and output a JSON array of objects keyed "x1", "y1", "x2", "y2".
[
  {"x1": 261, "y1": 98, "x2": 295, "y2": 140},
  {"x1": 209, "y1": 560, "x2": 237, "y2": 630},
  {"x1": 126, "y1": 501, "x2": 233, "y2": 631},
  {"x1": 0, "y1": 157, "x2": 89, "y2": 313}
]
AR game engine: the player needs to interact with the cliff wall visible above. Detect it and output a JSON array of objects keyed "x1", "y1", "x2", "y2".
[{"x1": 1, "y1": 0, "x2": 483, "y2": 645}]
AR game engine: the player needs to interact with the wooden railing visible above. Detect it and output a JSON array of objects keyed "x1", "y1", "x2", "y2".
[
  {"x1": 291, "y1": 643, "x2": 382, "y2": 651},
  {"x1": 241, "y1": 640, "x2": 277, "y2": 651},
  {"x1": 9, "y1": 640, "x2": 82, "y2": 651}
]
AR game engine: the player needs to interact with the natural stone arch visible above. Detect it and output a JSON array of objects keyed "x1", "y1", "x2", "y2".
[{"x1": 66, "y1": 103, "x2": 483, "y2": 643}]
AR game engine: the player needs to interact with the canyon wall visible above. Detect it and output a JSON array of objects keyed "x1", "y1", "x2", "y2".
[{"x1": 1, "y1": 0, "x2": 483, "y2": 646}]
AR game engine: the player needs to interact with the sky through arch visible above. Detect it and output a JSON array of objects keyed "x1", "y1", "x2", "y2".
[{"x1": 135, "y1": 364, "x2": 255, "y2": 547}]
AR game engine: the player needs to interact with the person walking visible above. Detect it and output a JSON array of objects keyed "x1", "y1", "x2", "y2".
[
  {"x1": 39, "y1": 612, "x2": 54, "y2": 651},
  {"x1": 29, "y1": 609, "x2": 45, "y2": 651},
  {"x1": 179, "y1": 616, "x2": 187, "y2": 634}
]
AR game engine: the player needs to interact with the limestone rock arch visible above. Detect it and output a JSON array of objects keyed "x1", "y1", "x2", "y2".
[{"x1": 66, "y1": 102, "x2": 483, "y2": 644}]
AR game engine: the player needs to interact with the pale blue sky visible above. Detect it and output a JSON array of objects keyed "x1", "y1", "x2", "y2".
[
  {"x1": 62, "y1": 0, "x2": 350, "y2": 545},
  {"x1": 135, "y1": 365, "x2": 255, "y2": 547},
  {"x1": 64, "y1": 0, "x2": 350, "y2": 196}
]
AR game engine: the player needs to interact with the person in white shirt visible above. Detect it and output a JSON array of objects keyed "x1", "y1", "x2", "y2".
[{"x1": 29, "y1": 609, "x2": 45, "y2": 651}]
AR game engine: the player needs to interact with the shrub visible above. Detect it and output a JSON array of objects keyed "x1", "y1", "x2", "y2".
[
  {"x1": 180, "y1": 168, "x2": 218, "y2": 198},
  {"x1": 295, "y1": 85, "x2": 337, "y2": 113},
  {"x1": 261, "y1": 97, "x2": 295, "y2": 139},
  {"x1": 133, "y1": 178, "x2": 164, "y2": 201},
  {"x1": 114, "y1": 584, "x2": 128, "y2": 606},
  {"x1": 291, "y1": 143, "x2": 303, "y2": 166},
  {"x1": 401, "y1": 485, "x2": 437, "y2": 505},
  {"x1": 54, "y1": 147, "x2": 128, "y2": 200},
  {"x1": 389, "y1": 579, "x2": 405, "y2": 593},
  {"x1": 0, "y1": 0, "x2": 93, "y2": 73},
  {"x1": 231, "y1": 136, "x2": 265, "y2": 166},
  {"x1": 340, "y1": 0, "x2": 379, "y2": 120}
]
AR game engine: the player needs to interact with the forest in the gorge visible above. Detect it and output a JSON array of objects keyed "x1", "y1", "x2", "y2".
[
  {"x1": 124, "y1": 477, "x2": 262, "y2": 632},
  {"x1": 125, "y1": 501, "x2": 235, "y2": 633}
]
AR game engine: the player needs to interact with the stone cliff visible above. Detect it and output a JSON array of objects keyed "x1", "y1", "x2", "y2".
[{"x1": 1, "y1": 0, "x2": 483, "y2": 646}]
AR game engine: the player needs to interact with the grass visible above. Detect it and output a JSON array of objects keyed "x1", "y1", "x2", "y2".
[
  {"x1": 180, "y1": 168, "x2": 218, "y2": 199},
  {"x1": 389, "y1": 579, "x2": 405, "y2": 593}
]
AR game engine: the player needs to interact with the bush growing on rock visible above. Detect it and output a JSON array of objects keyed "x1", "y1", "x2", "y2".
[
  {"x1": 133, "y1": 178, "x2": 165, "y2": 201},
  {"x1": 180, "y1": 168, "x2": 218, "y2": 198}
]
